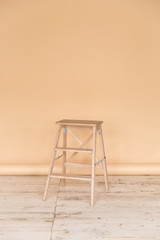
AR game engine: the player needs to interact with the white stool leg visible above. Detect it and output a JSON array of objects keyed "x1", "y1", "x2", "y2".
[
  {"x1": 43, "y1": 125, "x2": 61, "y2": 200},
  {"x1": 91, "y1": 126, "x2": 97, "y2": 206},
  {"x1": 98, "y1": 126, "x2": 109, "y2": 191}
]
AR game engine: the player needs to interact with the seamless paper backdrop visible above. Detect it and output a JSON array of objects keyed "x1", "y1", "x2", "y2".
[{"x1": 0, "y1": 0, "x2": 160, "y2": 175}]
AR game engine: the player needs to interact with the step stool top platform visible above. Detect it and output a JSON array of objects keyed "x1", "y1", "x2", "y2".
[{"x1": 56, "y1": 119, "x2": 103, "y2": 127}]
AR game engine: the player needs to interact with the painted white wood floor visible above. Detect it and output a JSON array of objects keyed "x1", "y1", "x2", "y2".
[{"x1": 0, "y1": 176, "x2": 160, "y2": 240}]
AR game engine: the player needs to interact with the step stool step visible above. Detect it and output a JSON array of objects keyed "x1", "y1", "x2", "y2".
[
  {"x1": 65, "y1": 162, "x2": 103, "y2": 169},
  {"x1": 55, "y1": 147, "x2": 92, "y2": 153},
  {"x1": 65, "y1": 162, "x2": 91, "y2": 168},
  {"x1": 49, "y1": 174, "x2": 91, "y2": 181}
]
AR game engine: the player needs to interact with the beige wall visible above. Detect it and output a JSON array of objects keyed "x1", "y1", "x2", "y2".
[{"x1": 0, "y1": 0, "x2": 160, "y2": 175}]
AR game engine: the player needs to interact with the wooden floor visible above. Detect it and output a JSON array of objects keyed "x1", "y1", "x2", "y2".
[{"x1": 0, "y1": 176, "x2": 160, "y2": 240}]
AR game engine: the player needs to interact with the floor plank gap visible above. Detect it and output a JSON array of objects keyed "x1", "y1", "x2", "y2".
[{"x1": 50, "y1": 179, "x2": 61, "y2": 240}]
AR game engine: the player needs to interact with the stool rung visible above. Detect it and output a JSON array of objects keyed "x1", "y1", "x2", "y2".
[
  {"x1": 65, "y1": 162, "x2": 103, "y2": 169},
  {"x1": 55, "y1": 147, "x2": 92, "y2": 153},
  {"x1": 65, "y1": 162, "x2": 91, "y2": 168},
  {"x1": 49, "y1": 174, "x2": 91, "y2": 181}
]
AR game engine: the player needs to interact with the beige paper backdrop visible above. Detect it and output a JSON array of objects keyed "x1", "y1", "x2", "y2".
[{"x1": 0, "y1": 0, "x2": 160, "y2": 175}]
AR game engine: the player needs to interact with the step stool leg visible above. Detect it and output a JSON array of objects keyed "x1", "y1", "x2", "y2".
[
  {"x1": 43, "y1": 125, "x2": 61, "y2": 201},
  {"x1": 98, "y1": 126, "x2": 109, "y2": 191},
  {"x1": 91, "y1": 126, "x2": 97, "y2": 206},
  {"x1": 61, "y1": 126, "x2": 67, "y2": 186}
]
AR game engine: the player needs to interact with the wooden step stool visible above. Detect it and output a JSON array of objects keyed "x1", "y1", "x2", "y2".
[{"x1": 43, "y1": 119, "x2": 109, "y2": 206}]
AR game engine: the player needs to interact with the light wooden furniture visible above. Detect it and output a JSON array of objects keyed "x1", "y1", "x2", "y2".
[{"x1": 43, "y1": 119, "x2": 109, "y2": 206}]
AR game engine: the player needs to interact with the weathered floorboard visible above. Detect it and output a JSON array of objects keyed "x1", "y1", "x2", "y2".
[
  {"x1": 0, "y1": 176, "x2": 60, "y2": 240},
  {"x1": 1, "y1": 176, "x2": 160, "y2": 240},
  {"x1": 51, "y1": 176, "x2": 160, "y2": 239}
]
